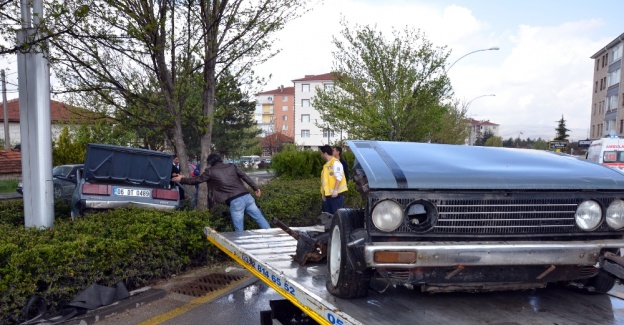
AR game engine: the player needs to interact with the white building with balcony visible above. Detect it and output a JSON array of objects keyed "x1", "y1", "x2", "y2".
[
  {"x1": 467, "y1": 118, "x2": 500, "y2": 145},
  {"x1": 292, "y1": 73, "x2": 340, "y2": 150}
]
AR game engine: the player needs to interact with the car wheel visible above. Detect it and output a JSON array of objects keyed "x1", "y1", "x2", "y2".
[
  {"x1": 53, "y1": 185, "x2": 62, "y2": 199},
  {"x1": 586, "y1": 270, "x2": 616, "y2": 293},
  {"x1": 326, "y1": 209, "x2": 370, "y2": 299}
]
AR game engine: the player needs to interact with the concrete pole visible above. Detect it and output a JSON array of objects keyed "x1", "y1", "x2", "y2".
[
  {"x1": 2, "y1": 70, "x2": 9, "y2": 147},
  {"x1": 17, "y1": 0, "x2": 54, "y2": 228}
]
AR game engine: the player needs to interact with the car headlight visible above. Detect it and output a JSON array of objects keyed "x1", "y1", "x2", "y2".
[
  {"x1": 606, "y1": 199, "x2": 624, "y2": 230},
  {"x1": 372, "y1": 200, "x2": 404, "y2": 232},
  {"x1": 575, "y1": 200, "x2": 602, "y2": 231}
]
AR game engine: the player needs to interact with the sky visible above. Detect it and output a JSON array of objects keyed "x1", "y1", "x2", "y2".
[
  {"x1": 1, "y1": 0, "x2": 622, "y2": 141},
  {"x1": 252, "y1": 0, "x2": 624, "y2": 141}
]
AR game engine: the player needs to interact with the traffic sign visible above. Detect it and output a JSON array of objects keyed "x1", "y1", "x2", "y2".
[
  {"x1": 578, "y1": 140, "x2": 592, "y2": 147},
  {"x1": 549, "y1": 141, "x2": 568, "y2": 149}
]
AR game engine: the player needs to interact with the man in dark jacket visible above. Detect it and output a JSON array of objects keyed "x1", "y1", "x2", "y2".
[{"x1": 172, "y1": 153, "x2": 270, "y2": 232}]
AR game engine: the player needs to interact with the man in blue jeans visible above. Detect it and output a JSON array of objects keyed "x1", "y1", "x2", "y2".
[{"x1": 172, "y1": 153, "x2": 270, "y2": 232}]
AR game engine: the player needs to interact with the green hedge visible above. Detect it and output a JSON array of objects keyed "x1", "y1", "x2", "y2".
[
  {"x1": 0, "y1": 177, "x2": 364, "y2": 325},
  {"x1": 0, "y1": 208, "x2": 222, "y2": 325}
]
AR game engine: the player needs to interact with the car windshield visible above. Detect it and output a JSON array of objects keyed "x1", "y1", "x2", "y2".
[{"x1": 52, "y1": 166, "x2": 73, "y2": 178}]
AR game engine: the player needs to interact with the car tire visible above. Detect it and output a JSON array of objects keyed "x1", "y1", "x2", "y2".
[
  {"x1": 586, "y1": 270, "x2": 616, "y2": 293},
  {"x1": 326, "y1": 209, "x2": 371, "y2": 299},
  {"x1": 53, "y1": 184, "x2": 62, "y2": 199}
]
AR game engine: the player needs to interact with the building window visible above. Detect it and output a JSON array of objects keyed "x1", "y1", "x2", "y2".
[
  {"x1": 595, "y1": 81, "x2": 598, "y2": 93},
  {"x1": 267, "y1": 96, "x2": 273, "y2": 101},
  {"x1": 301, "y1": 129, "x2": 310, "y2": 138},
  {"x1": 301, "y1": 114, "x2": 310, "y2": 123},
  {"x1": 608, "y1": 68, "x2": 621, "y2": 88},
  {"x1": 324, "y1": 83, "x2": 334, "y2": 91},
  {"x1": 620, "y1": 120, "x2": 623, "y2": 134},
  {"x1": 282, "y1": 125, "x2": 288, "y2": 131},
  {"x1": 593, "y1": 103, "x2": 596, "y2": 116},
  {"x1": 302, "y1": 84, "x2": 310, "y2": 92},
  {"x1": 301, "y1": 99, "x2": 310, "y2": 107},
  {"x1": 611, "y1": 44, "x2": 622, "y2": 63},
  {"x1": 596, "y1": 59, "x2": 600, "y2": 71},
  {"x1": 283, "y1": 96, "x2": 288, "y2": 101},
  {"x1": 323, "y1": 130, "x2": 335, "y2": 138},
  {"x1": 282, "y1": 115, "x2": 288, "y2": 121},
  {"x1": 282, "y1": 105, "x2": 288, "y2": 111}
]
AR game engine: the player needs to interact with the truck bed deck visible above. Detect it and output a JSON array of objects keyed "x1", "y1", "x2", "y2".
[{"x1": 204, "y1": 227, "x2": 624, "y2": 325}]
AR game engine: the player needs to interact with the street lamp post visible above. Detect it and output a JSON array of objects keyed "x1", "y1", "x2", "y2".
[
  {"x1": 466, "y1": 94, "x2": 495, "y2": 107},
  {"x1": 446, "y1": 47, "x2": 499, "y2": 73}
]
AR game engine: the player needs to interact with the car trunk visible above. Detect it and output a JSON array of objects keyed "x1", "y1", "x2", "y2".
[{"x1": 83, "y1": 144, "x2": 173, "y2": 188}]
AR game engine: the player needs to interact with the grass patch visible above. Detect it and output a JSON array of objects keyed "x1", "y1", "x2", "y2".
[{"x1": 0, "y1": 179, "x2": 19, "y2": 194}]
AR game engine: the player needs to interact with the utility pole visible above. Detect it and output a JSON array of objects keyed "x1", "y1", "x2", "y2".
[
  {"x1": 1, "y1": 70, "x2": 8, "y2": 148},
  {"x1": 18, "y1": 0, "x2": 54, "y2": 228}
]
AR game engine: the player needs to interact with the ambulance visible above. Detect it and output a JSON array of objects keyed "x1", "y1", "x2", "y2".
[{"x1": 586, "y1": 136, "x2": 624, "y2": 172}]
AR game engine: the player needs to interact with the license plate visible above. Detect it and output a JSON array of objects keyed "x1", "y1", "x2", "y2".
[{"x1": 114, "y1": 187, "x2": 151, "y2": 197}]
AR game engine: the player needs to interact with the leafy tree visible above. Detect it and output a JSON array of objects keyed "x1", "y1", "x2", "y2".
[
  {"x1": 429, "y1": 101, "x2": 471, "y2": 144},
  {"x1": 52, "y1": 127, "x2": 86, "y2": 165},
  {"x1": 208, "y1": 72, "x2": 261, "y2": 157},
  {"x1": 48, "y1": 0, "x2": 312, "y2": 210},
  {"x1": 554, "y1": 115, "x2": 570, "y2": 141},
  {"x1": 484, "y1": 135, "x2": 503, "y2": 147},
  {"x1": 314, "y1": 21, "x2": 453, "y2": 142},
  {"x1": 475, "y1": 130, "x2": 495, "y2": 146},
  {"x1": 532, "y1": 138, "x2": 549, "y2": 150}
]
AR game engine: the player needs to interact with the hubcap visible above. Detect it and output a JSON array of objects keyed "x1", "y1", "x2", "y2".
[
  {"x1": 54, "y1": 186, "x2": 62, "y2": 198},
  {"x1": 329, "y1": 225, "x2": 342, "y2": 286}
]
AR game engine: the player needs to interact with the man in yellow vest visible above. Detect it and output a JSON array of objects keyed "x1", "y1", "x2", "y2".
[{"x1": 320, "y1": 145, "x2": 348, "y2": 214}]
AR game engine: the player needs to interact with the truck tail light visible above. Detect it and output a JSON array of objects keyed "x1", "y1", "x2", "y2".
[
  {"x1": 153, "y1": 188, "x2": 179, "y2": 201},
  {"x1": 82, "y1": 184, "x2": 112, "y2": 195}
]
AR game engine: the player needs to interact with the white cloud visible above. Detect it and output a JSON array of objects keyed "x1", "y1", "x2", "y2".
[{"x1": 255, "y1": 1, "x2": 615, "y2": 142}]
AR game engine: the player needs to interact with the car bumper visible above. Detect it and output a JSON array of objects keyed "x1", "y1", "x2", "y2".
[
  {"x1": 82, "y1": 200, "x2": 178, "y2": 211},
  {"x1": 364, "y1": 240, "x2": 624, "y2": 268}
]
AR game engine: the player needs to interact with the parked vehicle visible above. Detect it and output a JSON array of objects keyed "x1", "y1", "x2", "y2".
[
  {"x1": 324, "y1": 140, "x2": 624, "y2": 298},
  {"x1": 16, "y1": 164, "x2": 84, "y2": 203},
  {"x1": 71, "y1": 144, "x2": 180, "y2": 218},
  {"x1": 586, "y1": 135, "x2": 624, "y2": 172},
  {"x1": 240, "y1": 155, "x2": 260, "y2": 169}
]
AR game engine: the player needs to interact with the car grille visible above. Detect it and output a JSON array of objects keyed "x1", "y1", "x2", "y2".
[{"x1": 368, "y1": 192, "x2": 623, "y2": 235}]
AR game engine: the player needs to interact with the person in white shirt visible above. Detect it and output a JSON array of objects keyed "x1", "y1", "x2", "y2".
[{"x1": 319, "y1": 145, "x2": 348, "y2": 214}]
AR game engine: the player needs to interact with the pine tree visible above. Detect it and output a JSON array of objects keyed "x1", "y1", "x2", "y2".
[{"x1": 554, "y1": 115, "x2": 570, "y2": 141}]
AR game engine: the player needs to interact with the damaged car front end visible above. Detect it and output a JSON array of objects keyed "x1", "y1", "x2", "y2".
[{"x1": 325, "y1": 140, "x2": 624, "y2": 298}]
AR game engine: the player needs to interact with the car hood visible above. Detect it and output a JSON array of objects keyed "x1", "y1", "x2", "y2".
[
  {"x1": 84, "y1": 144, "x2": 173, "y2": 188},
  {"x1": 347, "y1": 140, "x2": 624, "y2": 190}
]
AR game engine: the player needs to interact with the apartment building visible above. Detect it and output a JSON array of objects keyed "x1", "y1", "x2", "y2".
[
  {"x1": 590, "y1": 33, "x2": 623, "y2": 139},
  {"x1": 292, "y1": 73, "x2": 339, "y2": 150},
  {"x1": 254, "y1": 86, "x2": 295, "y2": 139},
  {"x1": 467, "y1": 118, "x2": 500, "y2": 145}
]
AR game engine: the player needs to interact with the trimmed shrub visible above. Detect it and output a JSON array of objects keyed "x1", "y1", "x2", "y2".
[
  {"x1": 270, "y1": 150, "x2": 324, "y2": 179},
  {"x1": 0, "y1": 208, "x2": 220, "y2": 325},
  {"x1": 256, "y1": 177, "x2": 364, "y2": 227}
]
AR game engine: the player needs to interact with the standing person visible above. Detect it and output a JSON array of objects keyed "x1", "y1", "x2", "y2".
[
  {"x1": 332, "y1": 146, "x2": 349, "y2": 182},
  {"x1": 320, "y1": 145, "x2": 348, "y2": 214},
  {"x1": 172, "y1": 153, "x2": 270, "y2": 232},
  {"x1": 171, "y1": 155, "x2": 185, "y2": 200}
]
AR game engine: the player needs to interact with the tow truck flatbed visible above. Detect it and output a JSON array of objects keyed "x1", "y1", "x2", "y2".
[{"x1": 204, "y1": 227, "x2": 624, "y2": 325}]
